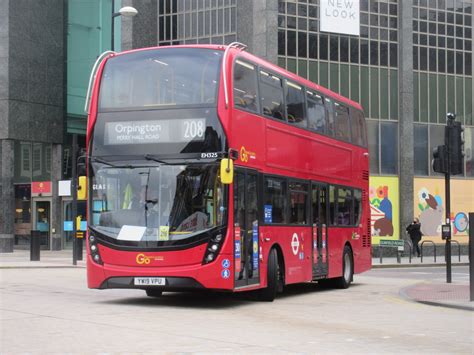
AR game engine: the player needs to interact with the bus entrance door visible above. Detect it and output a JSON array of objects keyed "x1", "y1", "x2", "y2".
[
  {"x1": 311, "y1": 184, "x2": 328, "y2": 279},
  {"x1": 233, "y1": 170, "x2": 260, "y2": 288}
]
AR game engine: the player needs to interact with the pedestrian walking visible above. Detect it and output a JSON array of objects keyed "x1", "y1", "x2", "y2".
[{"x1": 406, "y1": 218, "x2": 422, "y2": 257}]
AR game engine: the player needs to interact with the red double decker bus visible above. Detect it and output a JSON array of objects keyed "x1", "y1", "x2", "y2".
[{"x1": 85, "y1": 43, "x2": 371, "y2": 301}]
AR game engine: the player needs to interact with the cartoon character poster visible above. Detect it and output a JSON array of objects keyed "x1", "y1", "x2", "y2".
[
  {"x1": 414, "y1": 178, "x2": 472, "y2": 241},
  {"x1": 369, "y1": 177, "x2": 400, "y2": 245}
]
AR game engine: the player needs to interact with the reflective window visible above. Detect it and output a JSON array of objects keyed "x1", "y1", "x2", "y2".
[
  {"x1": 264, "y1": 177, "x2": 287, "y2": 224},
  {"x1": 381, "y1": 122, "x2": 398, "y2": 174},
  {"x1": 351, "y1": 110, "x2": 368, "y2": 147},
  {"x1": 414, "y1": 124, "x2": 429, "y2": 176},
  {"x1": 260, "y1": 71, "x2": 285, "y2": 121},
  {"x1": 367, "y1": 120, "x2": 379, "y2": 174},
  {"x1": 334, "y1": 103, "x2": 351, "y2": 142},
  {"x1": 329, "y1": 185, "x2": 336, "y2": 225},
  {"x1": 336, "y1": 188, "x2": 352, "y2": 226},
  {"x1": 233, "y1": 60, "x2": 259, "y2": 113},
  {"x1": 289, "y1": 181, "x2": 308, "y2": 225},
  {"x1": 99, "y1": 48, "x2": 222, "y2": 110},
  {"x1": 286, "y1": 81, "x2": 306, "y2": 128},
  {"x1": 307, "y1": 91, "x2": 326, "y2": 134},
  {"x1": 354, "y1": 189, "x2": 362, "y2": 226}
]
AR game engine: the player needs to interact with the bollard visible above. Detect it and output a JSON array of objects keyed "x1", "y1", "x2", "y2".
[
  {"x1": 76, "y1": 237, "x2": 83, "y2": 261},
  {"x1": 30, "y1": 230, "x2": 41, "y2": 261}
]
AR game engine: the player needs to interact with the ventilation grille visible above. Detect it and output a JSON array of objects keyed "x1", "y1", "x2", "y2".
[
  {"x1": 363, "y1": 218, "x2": 371, "y2": 247},
  {"x1": 362, "y1": 170, "x2": 369, "y2": 181}
]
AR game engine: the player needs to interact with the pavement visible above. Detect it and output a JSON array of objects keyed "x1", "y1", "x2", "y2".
[{"x1": 1, "y1": 249, "x2": 472, "y2": 311}]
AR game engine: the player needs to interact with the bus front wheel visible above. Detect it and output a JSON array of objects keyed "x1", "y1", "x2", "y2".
[
  {"x1": 334, "y1": 245, "x2": 353, "y2": 289},
  {"x1": 258, "y1": 248, "x2": 281, "y2": 302}
]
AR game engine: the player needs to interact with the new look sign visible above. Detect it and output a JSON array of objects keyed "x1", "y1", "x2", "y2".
[{"x1": 320, "y1": 0, "x2": 360, "y2": 36}]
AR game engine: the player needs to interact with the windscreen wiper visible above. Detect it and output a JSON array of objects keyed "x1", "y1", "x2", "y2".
[
  {"x1": 89, "y1": 156, "x2": 133, "y2": 169},
  {"x1": 144, "y1": 154, "x2": 167, "y2": 164}
]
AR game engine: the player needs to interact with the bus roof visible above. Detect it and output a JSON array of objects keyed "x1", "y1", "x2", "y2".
[{"x1": 112, "y1": 44, "x2": 363, "y2": 112}]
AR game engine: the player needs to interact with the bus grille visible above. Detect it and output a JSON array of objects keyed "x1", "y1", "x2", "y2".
[
  {"x1": 362, "y1": 170, "x2": 369, "y2": 180},
  {"x1": 363, "y1": 218, "x2": 371, "y2": 247}
]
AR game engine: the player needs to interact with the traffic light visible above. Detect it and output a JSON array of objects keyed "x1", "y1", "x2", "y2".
[
  {"x1": 447, "y1": 121, "x2": 464, "y2": 175},
  {"x1": 432, "y1": 145, "x2": 447, "y2": 174}
]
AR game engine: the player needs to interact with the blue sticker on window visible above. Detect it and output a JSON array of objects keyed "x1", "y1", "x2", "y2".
[
  {"x1": 264, "y1": 205, "x2": 272, "y2": 224},
  {"x1": 235, "y1": 240, "x2": 241, "y2": 259},
  {"x1": 252, "y1": 221, "x2": 259, "y2": 270}
]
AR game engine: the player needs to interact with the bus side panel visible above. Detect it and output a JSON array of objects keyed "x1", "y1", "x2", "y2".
[
  {"x1": 327, "y1": 227, "x2": 347, "y2": 279},
  {"x1": 260, "y1": 226, "x2": 312, "y2": 285}
]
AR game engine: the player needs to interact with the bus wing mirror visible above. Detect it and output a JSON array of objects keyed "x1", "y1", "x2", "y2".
[
  {"x1": 77, "y1": 176, "x2": 87, "y2": 200},
  {"x1": 220, "y1": 159, "x2": 234, "y2": 185}
]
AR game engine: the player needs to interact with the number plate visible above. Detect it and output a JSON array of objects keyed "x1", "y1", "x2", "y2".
[{"x1": 134, "y1": 277, "x2": 166, "y2": 286}]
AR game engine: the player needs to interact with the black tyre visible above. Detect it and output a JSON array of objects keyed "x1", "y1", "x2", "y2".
[
  {"x1": 146, "y1": 289, "x2": 163, "y2": 297},
  {"x1": 333, "y1": 245, "x2": 353, "y2": 289},
  {"x1": 258, "y1": 248, "x2": 281, "y2": 302}
]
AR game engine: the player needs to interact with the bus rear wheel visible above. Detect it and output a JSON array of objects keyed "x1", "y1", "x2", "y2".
[
  {"x1": 334, "y1": 245, "x2": 353, "y2": 289},
  {"x1": 258, "y1": 248, "x2": 281, "y2": 302},
  {"x1": 146, "y1": 289, "x2": 163, "y2": 297}
]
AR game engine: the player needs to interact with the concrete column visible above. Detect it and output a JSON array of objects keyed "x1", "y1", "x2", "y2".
[
  {"x1": 398, "y1": 1, "x2": 414, "y2": 241},
  {"x1": 236, "y1": 0, "x2": 278, "y2": 65},
  {"x1": 51, "y1": 144, "x2": 62, "y2": 250},
  {"x1": 0, "y1": 139, "x2": 14, "y2": 252},
  {"x1": 121, "y1": 0, "x2": 157, "y2": 51}
]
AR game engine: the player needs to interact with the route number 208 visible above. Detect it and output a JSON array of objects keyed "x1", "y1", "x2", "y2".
[{"x1": 183, "y1": 120, "x2": 205, "y2": 139}]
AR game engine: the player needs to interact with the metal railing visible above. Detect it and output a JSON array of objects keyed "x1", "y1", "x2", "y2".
[
  {"x1": 448, "y1": 240, "x2": 461, "y2": 262},
  {"x1": 420, "y1": 240, "x2": 437, "y2": 263},
  {"x1": 378, "y1": 240, "x2": 413, "y2": 264}
]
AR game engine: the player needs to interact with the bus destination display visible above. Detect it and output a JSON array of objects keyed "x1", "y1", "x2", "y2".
[{"x1": 105, "y1": 119, "x2": 206, "y2": 145}]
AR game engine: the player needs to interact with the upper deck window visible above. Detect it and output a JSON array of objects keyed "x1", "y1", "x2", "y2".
[
  {"x1": 334, "y1": 103, "x2": 351, "y2": 142},
  {"x1": 307, "y1": 91, "x2": 326, "y2": 134},
  {"x1": 233, "y1": 60, "x2": 258, "y2": 113},
  {"x1": 98, "y1": 48, "x2": 222, "y2": 110},
  {"x1": 351, "y1": 109, "x2": 368, "y2": 147},
  {"x1": 259, "y1": 70, "x2": 285, "y2": 121},
  {"x1": 286, "y1": 81, "x2": 306, "y2": 128}
]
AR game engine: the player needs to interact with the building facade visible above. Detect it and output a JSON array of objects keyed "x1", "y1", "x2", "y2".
[{"x1": 0, "y1": 0, "x2": 472, "y2": 252}]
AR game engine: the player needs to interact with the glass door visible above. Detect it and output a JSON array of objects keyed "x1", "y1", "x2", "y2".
[
  {"x1": 234, "y1": 170, "x2": 260, "y2": 288},
  {"x1": 311, "y1": 183, "x2": 328, "y2": 278}
]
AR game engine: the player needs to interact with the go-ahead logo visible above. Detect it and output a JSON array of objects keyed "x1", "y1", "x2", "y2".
[
  {"x1": 240, "y1": 146, "x2": 256, "y2": 163},
  {"x1": 136, "y1": 253, "x2": 164, "y2": 264}
]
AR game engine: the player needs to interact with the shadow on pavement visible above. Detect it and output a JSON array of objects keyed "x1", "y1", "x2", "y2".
[{"x1": 98, "y1": 281, "x2": 363, "y2": 308}]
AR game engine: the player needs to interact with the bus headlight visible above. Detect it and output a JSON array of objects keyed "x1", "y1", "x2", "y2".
[
  {"x1": 88, "y1": 233, "x2": 103, "y2": 265},
  {"x1": 202, "y1": 231, "x2": 225, "y2": 265}
]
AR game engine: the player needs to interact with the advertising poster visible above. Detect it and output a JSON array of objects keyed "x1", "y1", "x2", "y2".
[
  {"x1": 413, "y1": 178, "x2": 472, "y2": 243},
  {"x1": 369, "y1": 176, "x2": 400, "y2": 245}
]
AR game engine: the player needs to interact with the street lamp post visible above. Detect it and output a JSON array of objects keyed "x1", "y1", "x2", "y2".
[{"x1": 111, "y1": 1, "x2": 138, "y2": 51}]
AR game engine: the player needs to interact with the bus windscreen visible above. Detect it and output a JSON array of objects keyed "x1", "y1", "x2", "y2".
[{"x1": 98, "y1": 48, "x2": 223, "y2": 110}]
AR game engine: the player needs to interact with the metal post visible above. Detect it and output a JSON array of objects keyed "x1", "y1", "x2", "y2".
[
  {"x1": 111, "y1": 0, "x2": 115, "y2": 51},
  {"x1": 72, "y1": 134, "x2": 78, "y2": 266},
  {"x1": 469, "y1": 213, "x2": 473, "y2": 302},
  {"x1": 445, "y1": 118, "x2": 452, "y2": 284}
]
